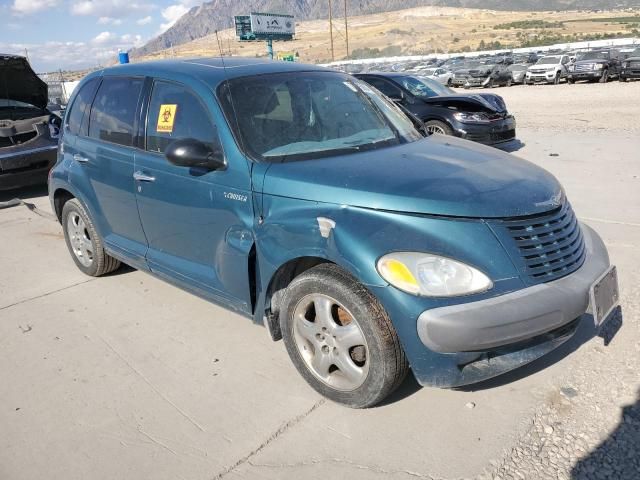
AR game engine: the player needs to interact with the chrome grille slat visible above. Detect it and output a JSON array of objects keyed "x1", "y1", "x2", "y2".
[{"x1": 492, "y1": 201, "x2": 586, "y2": 284}]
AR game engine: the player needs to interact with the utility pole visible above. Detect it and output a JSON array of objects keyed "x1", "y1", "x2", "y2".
[
  {"x1": 328, "y1": 0, "x2": 335, "y2": 61},
  {"x1": 344, "y1": 0, "x2": 349, "y2": 59},
  {"x1": 215, "y1": 30, "x2": 223, "y2": 57}
]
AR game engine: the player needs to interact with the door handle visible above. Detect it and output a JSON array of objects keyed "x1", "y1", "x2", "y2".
[
  {"x1": 133, "y1": 171, "x2": 156, "y2": 182},
  {"x1": 73, "y1": 153, "x2": 89, "y2": 163}
]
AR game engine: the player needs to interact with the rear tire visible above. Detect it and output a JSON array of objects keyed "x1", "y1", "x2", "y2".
[
  {"x1": 61, "y1": 199, "x2": 121, "y2": 277},
  {"x1": 280, "y1": 264, "x2": 409, "y2": 408},
  {"x1": 424, "y1": 120, "x2": 453, "y2": 136},
  {"x1": 553, "y1": 72, "x2": 561, "y2": 85}
]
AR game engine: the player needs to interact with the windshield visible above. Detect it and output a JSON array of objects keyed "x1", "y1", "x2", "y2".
[
  {"x1": 536, "y1": 56, "x2": 561, "y2": 65},
  {"x1": 577, "y1": 51, "x2": 608, "y2": 61},
  {"x1": 396, "y1": 76, "x2": 455, "y2": 98},
  {"x1": 218, "y1": 71, "x2": 422, "y2": 163},
  {"x1": 422, "y1": 69, "x2": 436, "y2": 76}
]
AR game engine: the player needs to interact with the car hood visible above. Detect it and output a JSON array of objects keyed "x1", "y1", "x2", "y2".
[
  {"x1": 422, "y1": 93, "x2": 507, "y2": 113},
  {"x1": 0, "y1": 56, "x2": 48, "y2": 109},
  {"x1": 262, "y1": 135, "x2": 562, "y2": 219}
]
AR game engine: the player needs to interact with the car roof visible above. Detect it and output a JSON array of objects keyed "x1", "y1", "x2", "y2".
[
  {"x1": 355, "y1": 72, "x2": 408, "y2": 78},
  {"x1": 89, "y1": 57, "x2": 328, "y2": 86}
]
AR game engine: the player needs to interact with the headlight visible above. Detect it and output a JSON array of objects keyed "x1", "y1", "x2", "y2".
[
  {"x1": 453, "y1": 112, "x2": 490, "y2": 123},
  {"x1": 377, "y1": 252, "x2": 493, "y2": 297},
  {"x1": 594, "y1": 63, "x2": 604, "y2": 70},
  {"x1": 568, "y1": 65, "x2": 575, "y2": 71}
]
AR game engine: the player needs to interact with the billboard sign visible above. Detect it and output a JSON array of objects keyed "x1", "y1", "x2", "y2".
[{"x1": 250, "y1": 12, "x2": 295, "y2": 37}]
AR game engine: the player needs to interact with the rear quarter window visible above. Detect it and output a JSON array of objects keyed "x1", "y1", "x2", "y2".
[
  {"x1": 88, "y1": 77, "x2": 143, "y2": 147},
  {"x1": 65, "y1": 78, "x2": 99, "y2": 136}
]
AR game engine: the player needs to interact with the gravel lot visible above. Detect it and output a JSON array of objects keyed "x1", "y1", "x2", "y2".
[
  {"x1": 474, "y1": 80, "x2": 640, "y2": 134},
  {"x1": 1, "y1": 81, "x2": 639, "y2": 480}
]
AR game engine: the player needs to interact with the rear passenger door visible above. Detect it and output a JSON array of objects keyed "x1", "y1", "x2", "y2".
[
  {"x1": 133, "y1": 79, "x2": 254, "y2": 313},
  {"x1": 73, "y1": 76, "x2": 148, "y2": 267}
]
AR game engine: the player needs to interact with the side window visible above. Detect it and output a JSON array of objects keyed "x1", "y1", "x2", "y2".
[
  {"x1": 88, "y1": 77, "x2": 143, "y2": 147},
  {"x1": 65, "y1": 78, "x2": 99, "y2": 136},
  {"x1": 363, "y1": 77, "x2": 403, "y2": 99},
  {"x1": 145, "y1": 81, "x2": 219, "y2": 154}
]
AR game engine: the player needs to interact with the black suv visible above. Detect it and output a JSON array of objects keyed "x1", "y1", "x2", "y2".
[
  {"x1": 620, "y1": 48, "x2": 640, "y2": 82},
  {"x1": 568, "y1": 50, "x2": 621, "y2": 83}
]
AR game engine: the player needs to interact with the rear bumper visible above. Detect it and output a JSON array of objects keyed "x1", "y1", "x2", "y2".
[
  {"x1": 417, "y1": 223, "x2": 610, "y2": 353},
  {"x1": 0, "y1": 145, "x2": 57, "y2": 191}
]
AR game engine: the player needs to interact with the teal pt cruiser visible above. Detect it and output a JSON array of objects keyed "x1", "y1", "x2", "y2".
[{"x1": 49, "y1": 58, "x2": 619, "y2": 407}]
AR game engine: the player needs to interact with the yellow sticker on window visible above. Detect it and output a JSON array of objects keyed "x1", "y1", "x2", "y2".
[{"x1": 157, "y1": 104, "x2": 177, "y2": 133}]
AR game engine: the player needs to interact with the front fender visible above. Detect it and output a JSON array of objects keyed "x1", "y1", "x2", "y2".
[{"x1": 254, "y1": 194, "x2": 524, "y2": 323}]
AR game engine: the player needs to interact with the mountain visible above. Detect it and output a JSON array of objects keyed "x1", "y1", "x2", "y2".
[{"x1": 132, "y1": 0, "x2": 639, "y2": 56}]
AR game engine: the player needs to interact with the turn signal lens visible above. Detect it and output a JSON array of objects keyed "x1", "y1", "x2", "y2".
[{"x1": 377, "y1": 258, "x2": 420, "y2": 295}]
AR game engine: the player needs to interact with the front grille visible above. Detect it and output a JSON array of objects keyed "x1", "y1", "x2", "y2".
[
  {"x1": 490, "y1": 129, "x2": 516, "y2": 142},
  {"x1": 529, "y1": 69, "x2": 547, "y2": 75},
  {"x1": 574, "y1": 64, "x2": 594, "y2": 72},
  {"x1": 492, "y1": 202, "x2": 586, "y2": 284}
]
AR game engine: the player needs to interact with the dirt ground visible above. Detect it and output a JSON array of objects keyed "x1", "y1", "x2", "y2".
[
  {"x1": 0, "y1": 81, "x2": 639, "y2": 480},
  {"x1": 135, "y1": 6, "x2": 640, "y2": 64}
]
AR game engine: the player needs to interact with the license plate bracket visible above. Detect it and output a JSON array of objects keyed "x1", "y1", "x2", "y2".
[{"x1": 590, "y1": 265, "x2": 619, "y2": 327}]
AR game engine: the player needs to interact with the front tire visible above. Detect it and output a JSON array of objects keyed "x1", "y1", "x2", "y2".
[
  {"x1": 280, "y1": 264, "x2": 409, "y2": 408},
  {"x1": 553, "y1": 72, "x2": 561, "y2": 85},
  {"x1": 61, "y1": 199, "x2": 120, "y2": 277},
  {"x1": 599, "y1": 69, "x2": 609, "y2": 83},
  {"x1": 424, "y1": 119, "x2": 453, "y2": 136}
]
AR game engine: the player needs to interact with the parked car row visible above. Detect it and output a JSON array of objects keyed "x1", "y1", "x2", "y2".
[{"x1": 337, "y1": 45, "x2": 640, "y2": 89}]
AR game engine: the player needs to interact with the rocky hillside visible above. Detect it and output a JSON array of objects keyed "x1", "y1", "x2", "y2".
[{"x1": 132, "y1": 0, "x2": 639, "y2": 56}]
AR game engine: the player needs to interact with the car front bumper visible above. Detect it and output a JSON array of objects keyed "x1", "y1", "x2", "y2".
[
  {"x1": 568, "y1": 70, "x2": 602, "y2": 80},
  {"x1": 417, "y1": 223, "x2": 610, "y2": 354},
  {"x1": 0, "y1": 145, "x2": 57, "y2": 191},
  {"x1": 453, "y1": 116, "x2": 517, "y2": 145},
  {"x1": 621, "y1": 68, "x2": 640, "y2": 79},
  {"x1": 526, "y1": 71, "x2": 557, "y2": 83}
]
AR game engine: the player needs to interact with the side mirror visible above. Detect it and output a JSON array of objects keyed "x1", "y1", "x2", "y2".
[{"x1": 165, "y1": 138, "x2": 225, "y2": 171}]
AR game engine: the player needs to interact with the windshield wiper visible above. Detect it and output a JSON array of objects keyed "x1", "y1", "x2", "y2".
[{"x1": 267, "y1": 138, "x2": 399, "y2": 164}]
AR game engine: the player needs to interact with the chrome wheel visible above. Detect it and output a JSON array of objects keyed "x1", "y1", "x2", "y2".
[
  {"x1": 67, "y1": 212, "x2": 94, "y2": 267},
  {"x1": 426, "y1": 124, "x2": 446, "y2": 135},
  {"x1": 292, "y1": 293, "x2": 369, "y2": 391}
]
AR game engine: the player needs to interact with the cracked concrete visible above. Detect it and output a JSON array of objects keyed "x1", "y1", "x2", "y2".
[{"x1": 0, "y1": 123, "x2": 638, "y2": 480}]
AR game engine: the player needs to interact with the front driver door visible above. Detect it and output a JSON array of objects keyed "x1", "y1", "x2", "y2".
[{"x1": 134, "y1": 79, "x2": 254, "y2": 314}]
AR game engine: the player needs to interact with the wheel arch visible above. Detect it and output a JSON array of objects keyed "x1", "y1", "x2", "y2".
[
  {"x1": 259, "y1": 255, "x2": 334, "y2": 341},
  {"x1": 53, "y1": 188, "x2": 76, "y2": 222}
]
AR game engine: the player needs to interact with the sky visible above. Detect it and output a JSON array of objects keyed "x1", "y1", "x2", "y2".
[{"x1": 0, "y1": 0, "x2": 201, "y2": 72}]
